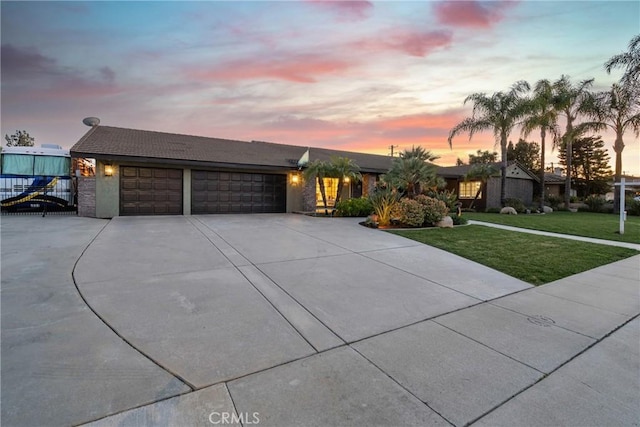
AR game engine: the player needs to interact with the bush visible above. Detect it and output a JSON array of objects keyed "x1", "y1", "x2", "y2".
[
  {"x1": 368, "y1": 188, "x2": 401, "y2": 226},
  {"x1": 545, "y1": 194, "x2": 562, "y2": 210},
  {"x1": 396, "y1": 198, "x2": 425, "y2": 227},
  {"x1": 504, "y1": 198, "x2": 525, "y2": 213},
  {"x1": 450, "y1": 213, "x2": 468, "y2": 225},
  {"x1": 584, "y1": 195, "x2": 606, "y2": 213},
  {"x1": 415, "y1": 195, "x2": 448, "y2": 226},
  {"x1": 485, "y1": 207, "x2": 501, "y2": 213},
  {"x1": 427, "y1": 189, "x2": 458, "y2": 211},
  {"x1": 626, "y1": 198, "x2": 640, "y2": 216},
  {"x1": 335, "y1": 197, "x2": 373, "y2": 217}
]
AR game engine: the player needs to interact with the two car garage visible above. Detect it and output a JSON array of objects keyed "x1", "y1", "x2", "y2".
[{"x1": 119, "y1": 166, "x2": 286, "y2": 216}]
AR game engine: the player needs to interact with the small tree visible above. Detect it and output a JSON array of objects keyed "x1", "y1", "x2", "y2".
[
  {"x1": 303, "y1": 159, "x2": 332, "y2": 215},
  {"x1": 464, "y1": 163, "x2": 499, "y2": 210},
  {"x1": 506, "y1": 139, "x2": 541, "y2": 172},
  {"x1": 383, "y1": 148, "x2": 439, "y2": 198},
  {"x1": 330, "y1": 156, "x2": 362, "y2": 207},
  {"x1": 5, "y1": 130, "x2": 35, "y2": 147}
]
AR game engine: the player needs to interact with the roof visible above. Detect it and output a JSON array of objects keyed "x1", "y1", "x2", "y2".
[
  {"x1": 70, "y1": 125, "x2": 394, "y2": 173},
  {"x1": 437, "y1": 162, "x2": 540, "y2": 181},
  {"x1": 544, "y1": 173, "x2": 565, "y2": 183}
]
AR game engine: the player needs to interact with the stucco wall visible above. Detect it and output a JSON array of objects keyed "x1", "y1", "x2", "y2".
[{"x1": 95, "y1": 160, "x2": 119, "y2": 218}]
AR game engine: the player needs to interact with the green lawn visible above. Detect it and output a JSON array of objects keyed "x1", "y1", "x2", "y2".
[
  {"x1": 390, "y1": 225, "x2": 638, "y2": 285},
  {"x1": 464, "y1": 211, "x2": 640, "y2": 244}
]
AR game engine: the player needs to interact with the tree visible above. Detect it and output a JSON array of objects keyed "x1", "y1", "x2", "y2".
[
  {"x1": 580, "y1": 83, "x2": 640, "y2": 212},
  {"x1": 383, "y1": 148, "x2": 439, "y2": 198},
  {"x1": 552, "y1": 75, "x2": 594, "y2": 208},
  {"x1": 303, "y1": 159, "x2": 332, "y2": 215},
  {"x1": 521, "y1": 79, "x2": 560, "y2": 209},
  {"x1": 329, "y1": 156, "x2": 362, "y2": 207},
  {"x1": 464, "y1": 163, "x2": 499, "y2": 210},
  {"x1": 448, "y1": 80, "x2": 530, "y2": 206},
  {"x1": 468, "y1": 150, "x2": 498, "y2": 164},
  {"x1": 558, "y1": 135, "x2": 612, "y2": 197},
  {"x1": 4, "y1": 130, "x2": 35, "y2": 147},
  {"x1": 605, "y1": 34, "x2": 640, "y2": 88},
  {"x1": 507, "y1": 139, "x2": 540, "y2": 172}
]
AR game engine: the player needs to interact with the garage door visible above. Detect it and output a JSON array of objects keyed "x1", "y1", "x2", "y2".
[
  {"x1": 120, "y1": 167, "x2": 183, "y2": 215},
  {"x1": 191, "y1": 171, "x2": 286, "y2": 214}
]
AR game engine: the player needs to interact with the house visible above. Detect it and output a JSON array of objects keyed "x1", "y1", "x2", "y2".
[
  {"x1": 437, "y1": 162, "x2": 539, "y2": 210},
  {"x1": 70, "y1": 125, "x2": 393, "y2": 218}
]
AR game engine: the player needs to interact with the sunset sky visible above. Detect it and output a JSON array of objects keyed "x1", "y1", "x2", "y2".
[{"x1": 2, "y1": 1, "x2": 639, "y2": 174}]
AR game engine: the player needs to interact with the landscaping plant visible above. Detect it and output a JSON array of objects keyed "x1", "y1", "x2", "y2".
[
  {"x1": 415, "y1": 195, "x2": 449, "y2": 226},
  {"x1": 396, "y1": 198, "x2": 425, "y2": 227},
  {"x1": 368, "y1": 188, "x2": 400, "y2": 227},
  {"x1": 335, "y1": 197, "x2": 373, "y2": 217}
]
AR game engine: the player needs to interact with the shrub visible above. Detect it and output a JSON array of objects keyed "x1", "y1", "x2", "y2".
[
  {"x1": 485, "y1": 207, "x2": 501, "y2": 213},
  {"x1": 396, "y1": 198, "x2": 425, "y2": 227},
  {"x1": 584, "y1": 195, "x2": 606, "y2": 213},
  {"x1": 368, "y1": 188, "x2": 401, "y2": 227},
  {"x1": 335, "y1": 197, "x2": 373, "y2": 217},
  {"x1": 450, "y1": 213, "x2": 467, "y2": 225},
  {"x1": 626, "y1": 198, "x2": 640, "y2": 216},
  {"x1": 545, "y1": 194, "x2": 562, "y2": 210},
  {"x1": 415, "y1": 195, "x2": 448, "y2": 226},
  {"x1": 504, "y1": 198, "x2": 525, "y2": 213},
  {"x1": 427, "y1": 189, "x2": 458, "y2": 211}
]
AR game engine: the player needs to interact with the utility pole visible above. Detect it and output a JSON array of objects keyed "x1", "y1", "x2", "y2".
[{"x1": 388, "y1": 145, "x2": 399, "y2": 157}]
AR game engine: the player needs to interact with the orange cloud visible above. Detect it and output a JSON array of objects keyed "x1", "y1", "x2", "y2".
[
  {"x1": 188, "y1": 54, "x2": 355, "y2": 83},
  {"x1": 433, "y1": 1, "x2": 518, "y2": 28}
]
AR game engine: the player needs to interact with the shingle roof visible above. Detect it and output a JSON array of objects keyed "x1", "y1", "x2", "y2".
[
  {"x1": 437, "y1": 162, "x2": 539, "y2": 181},
  {"x1": 70, "y1": 125, "x2": 394, "y2": 173}
]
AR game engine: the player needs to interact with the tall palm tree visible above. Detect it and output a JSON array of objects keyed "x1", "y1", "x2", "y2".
[
  {"x1": 580, "y1": 83, "x2": 640, "y2": 212},
  {"x1": 448, "y1": 80, "x2": 530, "y2": 206},
  {"x1": 605, "y1": 34, "x2": 640, "y2": 88},
  {"x1": 551, "y1": 75, "x2": 594, "y2": 208},
  {"x1": 330, "y1": 156, "x2": 362, "y2": 207},
  {"x1": 521, "y1": 79, "x2": 560, "y2": 210},
  {"x1": 302, "y1": 159, "x2": 331, "y2": 215}
]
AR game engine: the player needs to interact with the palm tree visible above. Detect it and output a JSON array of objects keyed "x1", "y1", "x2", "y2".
[
  {"x1": 384, "y1": 149, "x2": 439, "y2": 198},
  {"x1": 302, "y1": 159, "x2": 331, "y2": 215},
  {"x1": 552, "y1": 75, "x2": 594, "y2": 209},
  {"x1": 521, "y1": 79, "x2": 560, "y2": 210},
  {"x1": 330, "y1": 156, "x2": 362, "y2": 207},
  {"x1": 580, "y1": 83, "x2": 640, "y2": 212},
  {"x1": 464, "y1": 163, "x2": 499, "y2": 210},
  {"x1": 605, "y1": 34, "x2": 640, "y2": 88},
  {"x1": 448, "y1": 80, "x2": 530, "y2": 206}
]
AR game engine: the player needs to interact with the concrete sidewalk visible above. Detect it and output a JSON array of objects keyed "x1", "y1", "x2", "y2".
[
  {"x1": 469, "y1": 219, "x2": 640, "y2": 250},
  {"x1": 1, "y1": 214, "x2": 638, "y2": 426}
]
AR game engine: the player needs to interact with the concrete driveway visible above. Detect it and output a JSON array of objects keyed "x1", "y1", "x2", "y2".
[{"x1": 1, "y1": 214, "x2": 637, "y2": 426}]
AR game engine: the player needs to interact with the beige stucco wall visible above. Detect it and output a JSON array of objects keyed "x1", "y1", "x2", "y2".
[
  {"x1": 95, "y1": 160, "x2": 119, "y2": 218},
  {"x1": 286, "y1": 171, "x2": 304, "y2": 212}
]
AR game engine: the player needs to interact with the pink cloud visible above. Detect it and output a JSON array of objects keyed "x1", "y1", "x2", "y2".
[
  {"x1": 188, "y1": 54, "x2": 355, "y2": 83},
  {"x1": 354, "y1": 30, "x2": 452, "y2": 57},
  {"x1": 306, "y1": 0, "x2": 374, "y2": 21},
  {"x1": 433, "y1": 1, "x2": 518, "y2": 28}
]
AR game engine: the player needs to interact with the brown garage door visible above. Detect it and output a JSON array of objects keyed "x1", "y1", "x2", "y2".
[
  {"x1": 191, "y1": 170, "x2": 286, "y2": 214},
  {"x1": 120, "y1": 167, "x2": 183, "y2": 215}
]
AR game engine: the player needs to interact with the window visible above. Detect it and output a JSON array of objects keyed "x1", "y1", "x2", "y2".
[
  {"x1": 459, "y1": 181, "x2": 481, "y2": 199},
  {"x1": 316, "y1": 178, "x2": 339, "y2": 206}
]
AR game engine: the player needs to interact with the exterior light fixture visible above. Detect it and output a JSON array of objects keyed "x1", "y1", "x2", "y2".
[
  {"x1": 344, "y1": 177, "x2": 350, "y2": 183},
  {"x1": 291, "y1": 174, "x2": 300, "y2": 185},
  {"x1": 104, "y1": 164, "x2": 114, "y2": 177}
]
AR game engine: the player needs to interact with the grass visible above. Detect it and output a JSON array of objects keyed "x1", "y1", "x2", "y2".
[
  {"x1": 390, "y1": 225, "x2": 638, "y2": 285},
  {"x1": 463, "y1": 211, "x2": 640, "y2": 244}
]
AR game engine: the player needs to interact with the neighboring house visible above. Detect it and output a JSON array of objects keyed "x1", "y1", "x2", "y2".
[
  {"x1": 70, "y1": 125, "x2": 392, "y2": 218},
  {"x1": 543, "y1": 172, "x2": 565, "y2": 199},
  {"x1": 437, "y1": 162, "x2": 539, "y2": 210}
]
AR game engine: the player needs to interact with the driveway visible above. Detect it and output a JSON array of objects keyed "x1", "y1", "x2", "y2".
[{"x1": 1, "y1": 214, "x2": 637, "y2": 426}]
